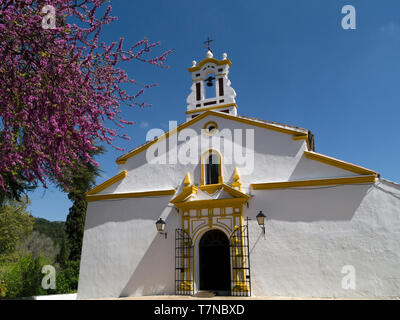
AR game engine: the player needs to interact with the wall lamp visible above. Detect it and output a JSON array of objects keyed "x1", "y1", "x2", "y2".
[
  {"x1": 256, "y1": 210, "x2": 266, "y2": 234},
  {"x1": 155, "y1": 218, "x2": 167, "y2": 239}
]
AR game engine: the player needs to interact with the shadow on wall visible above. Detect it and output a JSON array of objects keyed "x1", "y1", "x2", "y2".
[
  {"x1": 288, "y1": 154, "x2": 358, "y2": 181},
  {"x1": 253, "y1": 184, "x2": 374, "y2": 222},
  {"x1": 84, "y1": 197, "x2": 173, "y2": 230},
  {"x1": 119, "y1": 212, "x2": 177, "y2": 297}
]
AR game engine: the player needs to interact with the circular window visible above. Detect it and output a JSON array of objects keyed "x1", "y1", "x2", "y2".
[{"x1": 203, "y1": 121, "x2": 218, "y2": 135}]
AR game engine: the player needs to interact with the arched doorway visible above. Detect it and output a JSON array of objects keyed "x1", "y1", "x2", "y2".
[{"x1": 199, "y1": 229, "x2": 231, "y2": 294}]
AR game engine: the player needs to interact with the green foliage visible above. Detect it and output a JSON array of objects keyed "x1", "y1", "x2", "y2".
[
  {"x1": 33, "y1": 217, "x2": 65, "y2": 247},
  {"x1": 0, "y1": 145, "x2": 104, "y2": 298},
  {"x1": 56, "y1": 237, "x2": 70, "y2": 268},
  {"x1": 18, "y1": 231, "x2": 60, "y2": 262},
  {"x1": 0, "y1": 172, "x2": 37, "y2": 207},
  {"x1": 0, "y1": 196, "x2": 34, "y2": 257},
  {"x1": 0, "y1": 253, "x2": 50, "y2": 298},
  {"x1": 64, "y1": 146, "x2": 104, "y2": 260},
  {"x1": 51, "y1": 260, "x2": 80, "y2": 294}
]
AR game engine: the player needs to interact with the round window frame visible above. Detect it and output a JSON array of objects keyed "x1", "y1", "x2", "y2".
[{"x1": 203, "y1": 121, "x2": 218, "y2": 136}]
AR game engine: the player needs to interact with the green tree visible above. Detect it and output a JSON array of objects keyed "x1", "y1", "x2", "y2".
[
  {"x1": 0, "y1": 171, "x2": 36, "y2": 207},
  {"x1": 56, "y1": 235, "x2": 69, "y2": 268},
  {"x1": 0, "y1": 196, "x2": 34, "y2": 258},
  {"x1": 0, "y1": 253, "x2": 50, "y2": 298},
  {"x1": 63, "y1": 147, "x2": 104, "y2": 261},
  {"x1": 18, "y1": 231, "x2": 60, "y2": 262},
  {"x1": 52, "y1": 260, "x2": 80, "y2": 294}
]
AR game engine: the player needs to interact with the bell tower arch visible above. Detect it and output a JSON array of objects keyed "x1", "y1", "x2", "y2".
[{"x1": 186, "y1": 50, "x2": 237, "y2": 121}]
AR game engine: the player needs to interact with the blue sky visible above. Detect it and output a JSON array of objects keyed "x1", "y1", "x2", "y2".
[{"x1": 29, "y1": 0, "x2": 400, "y2": 221}]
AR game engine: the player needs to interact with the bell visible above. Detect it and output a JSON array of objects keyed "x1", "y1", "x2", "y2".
[{"x1": 205, "y1": 76, "x2": 214, "y2": 87}]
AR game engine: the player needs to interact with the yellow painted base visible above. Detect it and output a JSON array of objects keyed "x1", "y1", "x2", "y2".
[
  {"x1": 178, "y1": 281, "x2": 193, "y2": 291},
  {"x1": 233, "y1": 282, "x2": 250, "y2": 293}
]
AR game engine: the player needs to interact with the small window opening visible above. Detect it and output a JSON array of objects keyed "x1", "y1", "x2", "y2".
[{"x1": 205, "y1": 152, "x2": 220, "y2": 185}]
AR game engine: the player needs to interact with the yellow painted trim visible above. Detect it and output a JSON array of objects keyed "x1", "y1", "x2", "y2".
[
  {"x1": 170, "y1": 185, "x2": 198, "y2": 204},
  {"x1": 188, "y1": 58, "x2": 232, "y2": 72},
  {"x1": 184, "y1": 172, "x2": 191, "y2": 186},
  {"x1": 293, "y1": 135, "x2": 308, "y2": 140},
  {"x1": 203, "y1": 121, "x2": 218, "y2": 136},
  {"x1": 214, "y1": 112, "x2": 306, "y2": 135},
  {"x1": 175, "y1": 197, "x2": 248, "y2": 209},
  {"x1": 185, "y1": 103, "x2": 237, "y2": 115},
  {"x1": 233, "y1": 167, "x2": 240, "y2": 181},
  {"x1": 304, "y1": 151, "x2": 377, "y2": 175},
  {"x1": 199, "y1": 183, "x2": 223, "y2": 194},
  {"x1": 222, "y1": 184, "x2": 250, "y2": 200},
  {"x1": 86, "y1": 170, "x2": 127, "y2": 196},
  {"x1": 200, "y1": 149, "x2": 223, "y2": 186},
  {"x1": 116, "y1": 110, "x2": 306, "y2": 164},
  {"x1": 232, "y1": 167, "x2": 242, "y2": 191},
  {"x1": 293, "y1": 135, "x2": 311, "y2": 150},
  {"x1": 251, "y1": 175, "x2": 376, "y2": 190},
  {"x1": 86, "y1": 189, "x2": 176, "y2": 202}
]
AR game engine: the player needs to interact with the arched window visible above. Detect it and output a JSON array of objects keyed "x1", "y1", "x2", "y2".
[{"x1": 202, "y1": 150, "x2": 222, "y2": 185}]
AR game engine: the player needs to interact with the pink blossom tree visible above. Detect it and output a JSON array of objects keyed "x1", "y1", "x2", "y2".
[{"x1": 0, "y1": 0, "x2": 171, "y2": 196}]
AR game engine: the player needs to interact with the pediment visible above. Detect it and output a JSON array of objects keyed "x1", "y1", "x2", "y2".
[{"x1": 170, "y1": 183, "x2": 250, "y2": 209}]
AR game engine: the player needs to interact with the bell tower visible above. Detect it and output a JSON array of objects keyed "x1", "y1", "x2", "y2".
[{"x1": 186, "y1": 50, "x2": 237, "y2": 121}]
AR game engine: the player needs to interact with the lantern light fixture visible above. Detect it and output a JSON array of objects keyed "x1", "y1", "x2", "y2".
[
  {"x1": 256, "y1": 210, "x2": 266, "y2": 234},
  {"x1": 155, "y1": 218, "x2": 167, "y2": 239}
]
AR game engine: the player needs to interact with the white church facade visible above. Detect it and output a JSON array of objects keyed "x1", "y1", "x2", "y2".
[{"x1": 77, "y1": 50, "x2": 400, "y2": 299}]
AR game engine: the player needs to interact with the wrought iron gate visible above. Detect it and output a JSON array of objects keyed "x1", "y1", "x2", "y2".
[
  {"x1": 175, "y1": 229, "x2": 194, "y2": 295},
  {"x1": 230, "y1": 223, "x2": 251, "y2": 296}
]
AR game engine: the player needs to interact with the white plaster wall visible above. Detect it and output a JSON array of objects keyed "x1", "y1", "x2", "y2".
[
  {"x1": 108, "y1": 114, "x2": 356, "y2": 195},
  {"x1": 77, "y1": 196, "x2": 180, "y2": 299},
  {"x1": 246, "y1": 179, "x2": 400, "y2": 298},
  {"x1": 79, "y1": 179, "x2": 400, "y2": 299},
  {"x1": 79, "y1": 114, "x2": 399, "y2": 299}
]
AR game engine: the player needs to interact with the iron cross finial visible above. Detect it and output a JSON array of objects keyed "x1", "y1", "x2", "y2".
[{"x1": 204, "y1": 36, "x2": 214, "y2": 52}]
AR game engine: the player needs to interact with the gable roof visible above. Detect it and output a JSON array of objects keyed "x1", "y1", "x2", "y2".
[{"x1": 116, "y1": 111, "x2": 311, "y2": 164}]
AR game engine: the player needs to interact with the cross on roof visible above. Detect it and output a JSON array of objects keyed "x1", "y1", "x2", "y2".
[{"x1": 204, "y1": 37, "x2": 214, "y2": 52}]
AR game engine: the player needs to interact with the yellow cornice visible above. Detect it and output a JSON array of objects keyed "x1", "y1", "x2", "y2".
[
  {"x1": 199, "y1": 183, "x2": 223, "y2": 194},
  {"x1": 292, "y1": 135, "x2": 308, "y2": 140},
  {"x1": 222, "y1": 183, "x2": 250, "y2": 200},
  {"x1": 86, "y1": 189, "x2": 176, "y2": 202},
  {"x1": 174, "y1": 197, "x2": 247, "y2": 209},
  {"x1": 304, "y1": 151, "x2": 377, "y2": 176},
  {"x1": 251, "y1": 175, "x2": 376, "y2": 190},
  {"x1": 170, "y1": 185, "x2": 198, "y2": 204},
  {"x1": 86, "y1": 170, "x2": 127, "y2": 196},
  {"x1": 185, "y1": 103, "x2": 237, "y2": 114},
  {"x1": 293, "y1": 135, "x2": 311, "y2": 151},
  {"x1": 171, "y1": 183, "x2": 249, "y2": 207},
  {"x1": 188, "y1": 58, "x2": 232, "y2": 72},
  {"x1": 116, "y1": 110, "x2": 307, "y2": 164}
]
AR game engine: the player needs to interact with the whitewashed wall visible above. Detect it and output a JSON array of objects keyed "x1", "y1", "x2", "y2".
[
  {"x1": 247, "y1": 179, "x2": 400, "y2": 298},
  {"x1": 78, "y1": 197, "x2": 178, "y2": 299},
  {"x1": 78, "y1": 114, "x2": 400, "y2": 299},
  {"x1": 104, "y1": 114, "x2": 357, "y2": 195}
]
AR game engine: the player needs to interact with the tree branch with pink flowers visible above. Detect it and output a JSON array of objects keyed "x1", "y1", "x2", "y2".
[{"x1": 0, "y1": 0, "x2": 172, "y2": 197}]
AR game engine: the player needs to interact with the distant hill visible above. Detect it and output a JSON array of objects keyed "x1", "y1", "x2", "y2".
[{"x1": 33, "y1": 217, "x2": 66, "y2": 246}]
